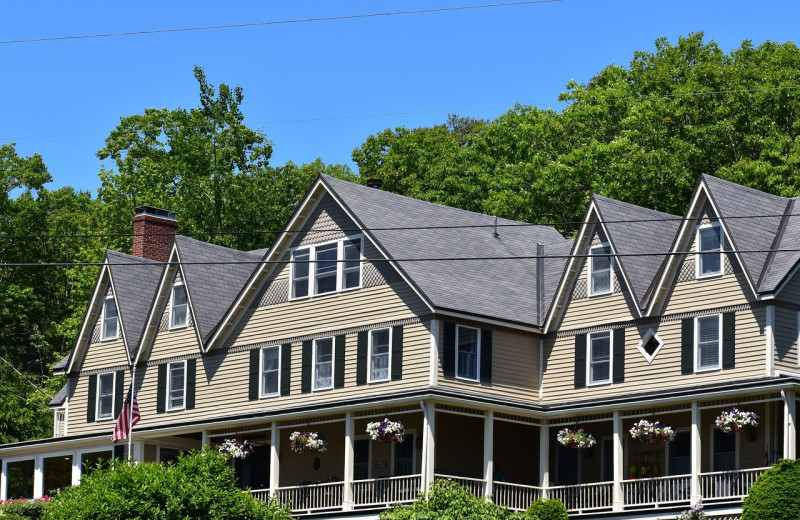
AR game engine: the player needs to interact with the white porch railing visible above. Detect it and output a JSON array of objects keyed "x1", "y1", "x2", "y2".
[
  {"x1": 273, "y1": 481, "x2": 344, "y2": 513},
  {"x1": 250, "y1": 488, "x2": 271, "y2": 502},
  {"x1": 621, "y1": 474, "x2": 691, "y2": 507},
  {"x1": 434, "y1": 474, "x2": 486, "y2": 497},
  {"x1": 352, "y1": 474, "x2": 422, "y2": 507},
  {"x1": 493, "y1": 481, "x2": 544, "y2": 511},
  {"x1": 700, "y1": 467, "x2": 769, "y2": 500},
  {"x1": 548, "y1": 481, "x2": 613, "y2": 513}
]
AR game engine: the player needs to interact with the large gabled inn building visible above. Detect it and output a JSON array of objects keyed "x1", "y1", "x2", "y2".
[{"x1": 3, "y1": 174, "x2": 800, "y2": 519}]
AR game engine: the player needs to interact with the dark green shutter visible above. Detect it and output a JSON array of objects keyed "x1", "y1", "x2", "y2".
[
  {"x1": 681, "y1": 318, "x2": 694, "y2": 374},
  {"x1": 248, "y1": 348, "x2": 260, "y2": 401},
  {"x1": 186, "y1": 359, "x2": 196, "y2": 410},
  {"x1": 113, "y1": 445, "x2": 125, "y2": 460},
  {"x1": 87, "y1": 374, "x2": 97, "y2": 422},
  {"x1": 334, "y1": 335, "x2": 346, "y2": 389},
  {"x1": 574, "y1": 334, "x2": 586, "y2": 389},
  {"x1": 392, "y1": 325, "x2": 404, "y2": 381},
  {"x1": 281, "y1": 344, "x2": 291, "y2": 396},
  {"x1": 612, "y1": 328, "x2": 625, "y2": 384},
  {"x1": 442, "y1": 322, "x2": 456, "y2": 377},
  {"x1": 723, "y1": 312, "x2": 736, "y2": 369},
  {"x1": 301, "y1": 340, "x2": 312, "y2": 393},
  {"x1": 156, "y1": 364, "x2": 167, "y2": 413},
  {"x1": 356, "y1": 332, "x2": 368, "y2": 386},
  {"x1": 480, "y1": 329, "x2": 492, "y2": 384},
  {"x1": 113, "y1": 370, "x2": 125, "y2": 418}
]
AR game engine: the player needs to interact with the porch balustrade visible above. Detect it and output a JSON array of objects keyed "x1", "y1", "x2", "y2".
[
  {"x1": 621, "y1": 474, "x2": 691, "y2": 507},
  {"x1": 547, "y1": 481, "x2": 614, "y2": 513},
  {"x1": 352, "y1": 474, "x2": 422, "y2": 507},
  {"x1": 433, "y1": 473, "x2": 486, "y2": 497},
  {"x1": 272, "y1": 481, "x2": 344, "y2": 513},
  {"x1": 493, "y1": 481, "x2": 544, "y2": 511},
  {"x1": 699, "y1": 467, "x2": 769, "y2": 501}
]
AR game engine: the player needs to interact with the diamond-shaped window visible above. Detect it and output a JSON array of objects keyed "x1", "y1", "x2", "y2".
[{"x1": 637, "y1": 329, "x2": 663, "y2": 364}]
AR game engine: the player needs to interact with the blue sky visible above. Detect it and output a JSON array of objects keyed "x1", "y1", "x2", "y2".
[{"x1": 2, "y1": 0, "x2": 799, "y2": 194}]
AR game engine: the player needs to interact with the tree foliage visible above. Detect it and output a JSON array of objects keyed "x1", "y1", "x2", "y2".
[
  {"x1": 742, "y1": 459, "x2": 800, "y2": 520},
  {"x1": 353, "y1": 33, "x2": 800, "y2": 234},
  {"x1": 45, "y1": 450, "x2": 293, "y2": 520},
  {"x1": 525, "y1": 498, "x2": 568, "y2": 520}
]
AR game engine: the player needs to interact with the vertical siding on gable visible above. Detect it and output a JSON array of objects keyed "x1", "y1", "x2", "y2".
[
  {"x1": 148, "y1": 327, "x2": 200, "y2": 362},
  {"x1": 778, "y1": 271, "x2": 800, "y2": 302},
  {"x1": 77, "y1": 337, "x2": 128, "y2": 372}
]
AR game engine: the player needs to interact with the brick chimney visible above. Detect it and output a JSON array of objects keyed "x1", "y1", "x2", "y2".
[{"x1": 132, "y1": 206, "x2": 179, "y2": 262}]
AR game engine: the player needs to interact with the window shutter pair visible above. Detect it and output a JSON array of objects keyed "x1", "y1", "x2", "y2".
[
  {"x1": 155, "y1": 360, "x2": 196, "y2": 412},
  {"x1": 87, "y1": 374, "x2": 97, "y2": 422},
  {"x1": 249, "y1": 345, "x2": 293, "y2": 399},
  {"x1": 441, "y1": 321, "x2": 492, "y2": 384},
  {"x1": 356, "y1": 326, "x2": 405, "y2": 385},
  {"x1": 680, "y1": 313, "x2": 735, "y2": 373},
  {"x1": 573, "y1": 328, "x2": 625, "y2": 388}
]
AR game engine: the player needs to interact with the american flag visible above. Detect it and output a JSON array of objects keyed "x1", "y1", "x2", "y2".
[{"x1": 113, "y1": 386, "x2": 140, "y2": 443}]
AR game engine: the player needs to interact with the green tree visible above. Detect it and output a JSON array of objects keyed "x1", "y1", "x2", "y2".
[
  {"x1": 46, "y1": 449, "x2": 293, "y2": 520},
  {"x1": 742, "y1": 459, "x2": 800, "y2": 520}
]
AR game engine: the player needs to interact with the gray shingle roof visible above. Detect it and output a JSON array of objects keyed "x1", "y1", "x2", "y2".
[
  {"x1": 48, "y1": 384, "x2": 67, "y2": 407},
  {"x1": 593, "y1": 195, "x2": 682, "y2": 308},
  {"x1": 52, "y1": 354, "x2": 70, "y2": 374},
  {"x1": 174, "y1": 236, "x2": 262, "y2": 343},
  {"x1": 759, "y1": 197, "x2": 800, "y2": 292},
  {"x1": 321, "y1": 175, "x2": 569, "y2": 325},
  {"x1": 106, "y1": 251, "x2": 164, "y2": 359}
]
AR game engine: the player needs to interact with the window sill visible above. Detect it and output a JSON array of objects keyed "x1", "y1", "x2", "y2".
[
  {"x1": 95, "y1": 416, "x2": 114, "y2": 422},
  {"x1": 587, "y1": 380, "x2": 611, "y2": 387},
  {"x1": 588, "y1": 290, "x2": 613, "y2": 297},
  {"x1": 312, "y1": 386, "x2": 334, "y2": 392},
  {"x1": 696, "y1": 272, "x2": 723, "y2": 280},
  {"x1": 168, "y1": 325, "x2": 188, "y2": 331},
  {"x1": 289, "y1": 285, "x2": 363, "y2": 302},
  {"x1": 99, "y1": 336, "x2": 119, "y2": 342},
  {"x1": 166, "y1": 406, "x2": 186, "y2": 412},
  {"x1": 455, "y1": 376, "x2": 480, "y2": 383},
  {"x1": 694, "y1": 366, "x2": 721, "y2": 374},
  {"x1": 367, "y1": 378, "x2": 390, "y2": 385},
  {"x1": 259, "y1": 392, "x2": 279, "y2": 399}
]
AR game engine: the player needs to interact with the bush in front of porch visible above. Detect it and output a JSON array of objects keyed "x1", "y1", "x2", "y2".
[
  {"x1": 742, "y1": 459, "x2": 800, "y2": 520},
  {"x1": 380, "y1": 479, "x2": 526, "y2": 519},
  {"x1": 43, "y1": 449, "x2": 292, "y2": 520},
  {"x1": 0, "y1": 497, "x2": 52, "y2": 519},
  {"x1": 525, "y1": 499, "x2": 568, "y2": 520}
]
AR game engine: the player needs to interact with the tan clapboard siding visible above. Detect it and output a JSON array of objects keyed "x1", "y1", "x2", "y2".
[
  {"x1": 67, "y1": 370, "x2": 123, "y2": 435},
  {"x1": 662, "y1": 269, "x2": 751, "y2": 315},
  {"x1": 775, "y1": 305, "x2": 798, "y2": 371},
  {"x1": 542, "y1": 306, "x2": 766, "y2": 404},
  {"x1": 779, "y1": 270, "x2": 800, "y2": 301},
  {"x1": 436, "y1": 328, "x2": 539, "y2": 401},
  {"x1": 149, "y1": 326, "x2": 201, "y2": 362},
  {"x1": 78, "y1": 337, "x2": 128, "y2": 372}
]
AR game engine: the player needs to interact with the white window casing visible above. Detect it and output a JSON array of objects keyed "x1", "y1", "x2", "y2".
[
  {"x1": 588, "y1": 331, "x2": 612, "y2": 385},
  {"x1": 169, "y1": 282, "x2": 188, "y2": 329},
  {"x1": 368, "y1": 328, "x2": 392, "y2": 383},
  {"x1": 260, "y1": 345, "x2": 280, "y2": 398},
  {"x1": 290, "y1": 236, "x2": 363, "y2": 300},
  {"x1": 313, "y1": 337, "x2": 334, "y2": 391},
  {"x1": 101, "y1": 296, "x2": 119, "y2": 341},
  {"x1": 167, "y1": 361, "x2": 186, "y2": 411},
  {"x1": 697, "y1": 223, "x2": 723, "y2": 278},
  {"x1": 96, "y1": 372, "x2": 115, "y2": 420},
  {"x1": 695, "y1": 314, "x2": 722, "y2": 372},
  {"x1": 589, "y1": 244, "x2": 613, "y2": 296},
  {"x1": 455, "y1": 325, "x2": 480, "y2": 382}
]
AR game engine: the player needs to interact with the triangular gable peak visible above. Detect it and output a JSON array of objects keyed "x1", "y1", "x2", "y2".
[
  {"x1": 66, "y1": 255, "x2": 130, "y2": 374},
  {"x1": 136, "y1": 244, "x2": 202, "y2": 364},
  {"x1": 205, "y1": 177, "x2": 435, "y2": 351},
  {"x1": 544, "y1": 200, "x2": 642, "y2": 333},
  {"x1": 646, "y1": 177, "x2": 760, "y2": 316}
]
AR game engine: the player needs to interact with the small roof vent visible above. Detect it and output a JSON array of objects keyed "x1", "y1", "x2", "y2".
[
  {"x1": 366, "y1": 178, "x2": 383, "y2": 189},
  {"x1": 135, "y1": 206, "x2": 178, "y2": 221}
]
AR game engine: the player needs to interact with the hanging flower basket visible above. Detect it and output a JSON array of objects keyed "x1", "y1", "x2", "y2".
[
  {"x1": 218, "y1": 438, "x2": 254, "y2": 459},
  {"x1": 629, "y1": 419, "x2": 677, "y2": 444},
  {"x1": 557, "y1": 427, "x2": 596, "y2": 449},
  {"x1": 289, "y1": 431, "x2": 328, "y2": 454},
  {"x1": 715, "y1": 407, "x2": 758, "y2": 434},
  {"x1": 366, "y1": 418, "x2": 405, "y2": 443}
]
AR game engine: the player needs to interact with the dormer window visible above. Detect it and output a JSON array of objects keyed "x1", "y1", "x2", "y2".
[
  {"x1": 589, "y1": 244, "x2": 613, "y2": 296},
  {"x1": 290, "y1": 236, "x2": 363, "y2": 299},
  {"x1": 170, "y1": 283, "x2": 188, "y2": 329},
  {"x1": 697, "y1": 223, "x2": 722, "y2": 277},
  {"x1": 101, "y1": 296, "x2": 119, "y2": 341}
]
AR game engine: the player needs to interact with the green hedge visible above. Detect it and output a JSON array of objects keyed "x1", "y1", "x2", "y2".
[
  {"x1": 380, "y1": 479, "x2": 526, "y2": 519},
  {"x1": 525, "y1": 499, "x2": 568, "y2": 520},
  {"x1": 742, "y1": 459, "x2": 800, "y2": 520},
  {"x1": 0, "y1": 498, "x2": 53, "y2": 519}
]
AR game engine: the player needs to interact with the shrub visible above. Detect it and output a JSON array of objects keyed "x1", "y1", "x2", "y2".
[
  {"x1": 45, "y1": 448, "x2": 292, "y2": 520},
  {"x1": 0, "y1": 497, "x2": 53, "y2": 519},
  {"x1": 380, "y1": 479, "x2": 525, "y2": 520},
  {"x1": 742, "y1": 459, "x2": 800, "y2": 520},
  {"x1": 524, "y1": 498, "x2": 567, "y2": 520}
]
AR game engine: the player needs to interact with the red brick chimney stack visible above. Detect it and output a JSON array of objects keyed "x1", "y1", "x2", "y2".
[{"x1": 132, "y1": 206, "x2": 179, "y2": 262}]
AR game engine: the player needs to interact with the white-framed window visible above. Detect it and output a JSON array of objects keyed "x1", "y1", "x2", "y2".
[
  {"x1": 588, "y1": 330, "x2": 612, "y2": 385},
  {"x1": 313, "y1": 337, "x2": 334, "y2": 391},
  {"x1": 167, "y1": 361, "x2": 186, "y2": 410},
  {"x1": 96, "y1": 372, "x2": 115, "y2": 420},
  {"x1": 368, "y1": 328, "x2": 391, "y2": 383},
  {"x1": 290, "y1": 236, "x2": 363, "y2": 299},
  {"x1": 637, "y1": 328, "x2": 664, "y2": 364},
  {"x1": 169, "y1": 282, "x2": 188, "y2": 329},
  {"x1": 456, "y1": 325, "x2": 480, "y2": 381},
  {"x1": 589, "y1": 244, "x2": 613, "y2": 296},
  {"x1": 101, "y1": 296, "x2": 119, "y2": 341},
  {"x1": 260, "y1": 345, "x2": 280, "y2": 397},
  {"x1": 697, "y1": 223, "x2": 723, "y2": 277},
  {"x1": 695, "y1": 314, "x2": 722, "y2": 372}
]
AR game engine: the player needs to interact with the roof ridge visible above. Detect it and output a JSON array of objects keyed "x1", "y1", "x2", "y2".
[
  {"x1": 702, "y1": 174, "x2": 789, "y2": 204},
  {"x1": 592, "y1": 194, "x2": 681, "y2": 218},
  {"x1": 757, "y1": 197, "x2": 796, "y2": 291},
  {"x1": 175, "y1": 235, "x2": 257, "y2": 259},
  {"x1": 106, "y1": 249, "x2": 161, "y2": 264}
]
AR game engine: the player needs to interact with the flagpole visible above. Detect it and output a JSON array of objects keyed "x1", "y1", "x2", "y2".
[{"x1": 128, "y1": 366, "x2": 136, "y2": 461}]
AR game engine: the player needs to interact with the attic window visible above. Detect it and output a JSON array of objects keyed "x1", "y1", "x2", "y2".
[
  {"x1": 637, "y1": 329, "x2": 664, "y2": 364},
  {"x1": 101, "y1": 296, "x2": 119, "y2": 341},
  {"x1": 170, "y1": 282, "x2": 188, "y2": 329},
  {"x1": 697, "y1": 223, "x2": 722, "y2": 277},
  {"x1": 589, "y1": 244, "x2": 613, "y2": 296},
  {"x1": 290, "y1": 236, "x2": 363, "y2": 299}
]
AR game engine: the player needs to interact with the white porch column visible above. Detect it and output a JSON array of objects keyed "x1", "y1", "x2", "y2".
[
  {"x1": 612, "y1": 411, "x2": 623, "y2": 511},
  {"x1": 71, "y1": 453, "x2": 81, "y2": 486},
  {"x1": 766, "y1": 305, "x2": 776, "y2": 377},
  {"x1": 343, "y1": 412, "x2": 355, "y2": 511},
  {"x1": 784, "y1": 389, "x2": 797, "y2": 459},
  {"x1": 132, "y1": 441, "x2": 144, "y2": 463},
  {"x1": 201, "y1": 431, "x2": 210, "y2": 448},
  {"x1": 422, "y1": 402, "x2": 436, "y2": 493},
  {"x1": 690, "y1": 401, "x2": 702, "y2": 505},
  {"x1": 33, "y1": 455, "x2": 43, "y2": 499},
  {"x1": 0, "y1": 459, "x2": 8, "y2": 501},
  {"x1": 483, "y1": 411, "x2": 494, "y2": 500},
  {"x1": 539, "y1": 421, "x2": 549, "y2": 499},
  {"x1": 269, "y1": 422, "x2": 280, "y2": 496}
]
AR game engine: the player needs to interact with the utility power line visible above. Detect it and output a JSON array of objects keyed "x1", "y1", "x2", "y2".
[
  {"x1": 0, "y1": 0, "x2": 563, "y2": 45},
  {"x1": 0, "y1": 355, "x2": 54, "y2": 401}
]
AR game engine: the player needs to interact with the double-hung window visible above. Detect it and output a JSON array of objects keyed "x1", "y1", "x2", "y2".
[
  {"x1": 290, "y1": 236, "x2": 363, "y2": 299},
  {"x1": 96, "y1": 372, "x2": 115, "y2": 420},
  {"x1": 260, "y1": 346, "x2": 280, "y2": 397},
  {"x1": 170, "y1": 283, "x2": 188, "y2": 329},
  {"x1": 697, "y1": 224, "x2": 722, "y2": 277},
  {"x1": 101, "y1": 296, "x2": 119, "y2": 341},
  {"x1": 456, "y1": 326, "x2": 480, "y2": 381},
  {"x1": 369, "y1": 328, "x2": 391, "y2": 383},
  {"x1": 588, "y1": 331, "x2": 611, "y2": 385},
  {"x1": 313, "y1": 338, "x2": 334, "y2": 391},
  {"x1": 695, "y1": 315, "x2": 721, "y2": 371},
  {"x1": 167, "y1": 361, "x2": 186, "y2": 410},
  {"x1": 589, "y1": 244, "x2": 613, "y2": 296}
]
